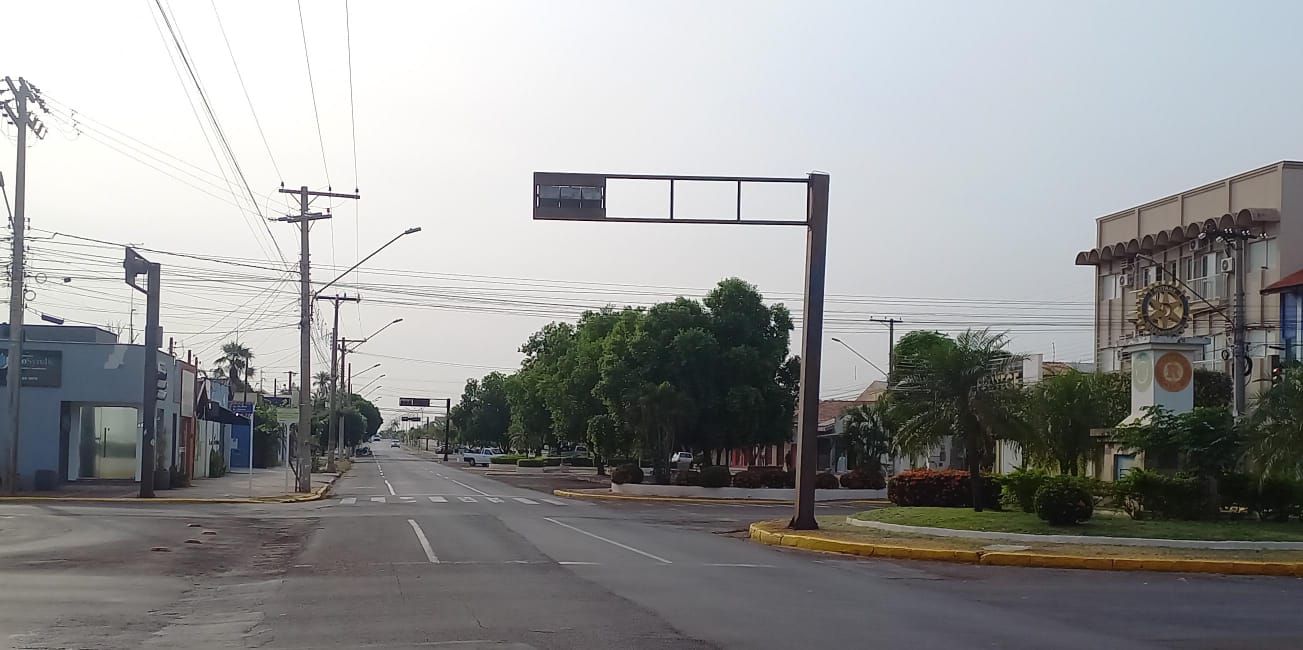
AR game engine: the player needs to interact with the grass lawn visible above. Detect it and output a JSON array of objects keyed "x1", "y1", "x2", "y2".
[
  {"x1": 854, "y1": 507, "x2": 1303, "y2": 542},
  {"x1": 765, "y1": 518, "x2": 1303, "y2": 563}
]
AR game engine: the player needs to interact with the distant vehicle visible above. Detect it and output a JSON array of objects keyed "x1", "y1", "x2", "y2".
[
  {"x1": 462, "y1": 448, "x2": 502, "y2": 467},
  {"x1": 390, "y1": 441, "x2": 400, "y2": 448},
  {"x1": 372, "y1": 435, "x2": 381, "y2": 442},
  {"x1": 670, "y1": 451, "x2": 693, "y2": 466}
]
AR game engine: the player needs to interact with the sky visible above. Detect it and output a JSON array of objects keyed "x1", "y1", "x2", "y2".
[{"x1": 3, "y1": 0, "x2": 1303, "y2": 420}]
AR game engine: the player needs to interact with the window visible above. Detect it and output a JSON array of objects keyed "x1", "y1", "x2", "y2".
[
  {"x1": 1189, "y1": 252, "x2": 1220, "y2": 300},
  {"x1": 1249, "y1": 240, "x2": 1270, "y2": 271},
  {"x1": 1140, "y1": 266, "x2": 1155, "y2": 287},
  {"x1": 1100, "y1": 274, "x2": 1118, "y2": 300}
]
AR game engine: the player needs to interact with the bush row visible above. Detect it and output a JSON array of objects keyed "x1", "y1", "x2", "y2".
[{"x1": 887, "y1": 469, "x2": 1002, "y2": 509}]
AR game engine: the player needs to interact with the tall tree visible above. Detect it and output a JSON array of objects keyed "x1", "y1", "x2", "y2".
[
  {"x1": 888, "y1": 329, "x2": 1025, "y2": 511},
  {"x1": 213, "y1": 341, "x2": 256, "y2": 392},
  {"x1": 1023, "y1": 370, "x2": 1128, "y2": 475},
  {"x1": 505, "y1": 369, "x2": 551, "y2": 455},
  {"x1": 843, "y1": 402, "x2": 893, "y2": 474}
]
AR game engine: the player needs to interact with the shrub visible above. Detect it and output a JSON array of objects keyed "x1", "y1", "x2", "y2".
[
  {"x1": 999, "y1": 468, "x2": 1048, "y2": 513},
  {"x1": 814, "y1": 472, "x2": 840, "y2": 490},
  {"x1": 542, "y1": 457, "x2": 564, "y2": 467},
  {"x1": 1113, "y1": 470, "x2": 1202, "y2": 520},
  {"x1": 671, "y1": 469, "x2": 702, "y2": 486},
  {"x1": 563, "y1": 456, "x2": 594, "y2": 467},
  {"x1": 611, "y1": 464, "x2": 644, "y2": 485},
  {"x1": 760, "y1": 468, "x2": 795, "y2": 489},
  {"x1": 887, "y1": 469, "x2": 1001, "y2": 509},
  {"x1": 1033, "y1": 476, "x2": 1094, "y2": 525},
  {"x1": 732, "y1": 469, "x2": 764, "y2": 489},
  {"x1": 516, "y1": 458, "x2": 545, "y2": 468},
  {"x1": 700, "y1": 465, "x2": 732, "y2": 488},
  {"x1": 1258, "y1": 477, "x2": 1303, "y2": 522},
  {"x1": 839, "y1": 468, "x2": 886, "y2": 490},
  {"x1": 490, "y1": 454, "x2": 526, "y2": 465}
]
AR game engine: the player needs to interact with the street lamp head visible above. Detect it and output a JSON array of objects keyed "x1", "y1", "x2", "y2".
[
  {"x1": 391, "y1": 318, "x2": 403, "y2": 324},
  {"x1": 830, "y1": 337, "x2": 844, "y2": 343},
  {"x1": 403, "y1": 227, "x2": 422, "y2": 235}
]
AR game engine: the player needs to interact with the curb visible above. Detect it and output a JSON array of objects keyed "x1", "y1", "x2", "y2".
[
  {"x1": 553, "y1": 488, "x2": 887, "y2": 507},
  {"x1": 747, "y1": 523, "x2": 1303, "y2": 577},
  {"x1": 0, "y1": 473, "x2": 340, "y2": 505}
]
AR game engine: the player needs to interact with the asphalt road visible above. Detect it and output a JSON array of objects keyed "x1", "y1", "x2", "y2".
[{"x1": 0, "y1": 445, "x2": 1301, "y2": 649}]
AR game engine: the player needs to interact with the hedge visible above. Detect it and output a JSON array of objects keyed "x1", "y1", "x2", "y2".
[
  {"x1": 999, "y1": 468, "x2": 1049, "y2": 513},
  {"x1": 814, "y1": 472, "x2": 840, "y2": 490},
  {"x1": 563, "y1": 456, "x2": 594, "y2": 467},
  {"x1": 839, "y1": 468, "x2": 886, "y2": 490},
  {"x1": 611, "y1": 464, "x2": 644, "y2": 485},
  {"x1": 887, "y1": 469, "x2": 1001, "y2": 509},
  {"x1": 700, "y1": 465, "x2": 732, "y2": 488},
  {"x1": 490, "y1": 454, "x2": 528, "y2": 465},
  {"x1": 542, "y1": 457, "x2": 564, "y2": 467},
  {"x1": 1033, "y1": 475, "x2": 1093, "y2": 525},
  {"x1": 516, "y1": 458, "x2": 545, "y2": 468}
]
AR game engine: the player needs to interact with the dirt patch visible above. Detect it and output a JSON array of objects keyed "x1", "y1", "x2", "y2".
[{"x1": 486, "y1": 472, "x2": 611, "y2": 494}]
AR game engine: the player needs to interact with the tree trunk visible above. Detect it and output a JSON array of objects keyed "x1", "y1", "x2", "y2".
[{"x1": 968, "y1": 435, "x2": 984, "y2": 512}]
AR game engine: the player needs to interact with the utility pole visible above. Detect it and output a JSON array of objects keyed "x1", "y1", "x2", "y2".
[
  {"x1": 286, "y1": 370, "x2": 295, "y2": 398},
  {"x1": 869, "y1": 317, "x2": 902, "y2": 382},
  {"x1": 316, "y1": 294, "x2": 360, "y2": 472},
  {"x1": 1, "y1": 77, "x2": 47, "y2": 493},
  {"x1": 443, "y1": 397, "x2": 451, "y2": 461},
  {"x1": 1229, "y1": 238, "x2": 1249, "y2": 417},
  {"x1": 276, "y1": 186, "x2": 358, "y2": 492},
  {"x1": 124, "y1": 249, "x2": 161, "y2": 498},
  {"x1": 791, "y1": 173, "x2": 829, "y2": 531}
]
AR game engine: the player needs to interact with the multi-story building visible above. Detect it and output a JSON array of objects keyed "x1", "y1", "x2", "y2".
[{"x1": 1074, "y1": 161, "x2": 1303, "y2": 387}]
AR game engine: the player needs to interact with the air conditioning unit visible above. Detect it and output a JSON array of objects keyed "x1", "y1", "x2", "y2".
[
  {"x1": 1220, "y1": 257, "x2": 1234, "y2": 274},
  {"x1": 1189, "y1": 239, "x2": 1205, "y2": 252},
  {"x1": 1118, "y1": 274, "x2": 1134, "y2": 288}
]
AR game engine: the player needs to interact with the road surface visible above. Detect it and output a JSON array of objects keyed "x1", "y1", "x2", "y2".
[{"x1": 0, "y1": 444, "x2": 1300, "y2": 649}]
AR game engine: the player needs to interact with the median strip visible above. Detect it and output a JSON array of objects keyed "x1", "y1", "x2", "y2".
[{"x1": 747, "y1": 521, "x2": 1303, "y2": 576}]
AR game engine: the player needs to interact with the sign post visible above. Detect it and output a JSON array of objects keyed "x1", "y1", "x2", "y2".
[{"x1": 231, "y1": 401, "x2": 255, "y2": 497}]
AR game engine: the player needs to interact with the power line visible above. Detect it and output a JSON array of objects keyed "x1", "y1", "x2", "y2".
[
  {"x1": 297, "y1": 0, "x2": 331, "y2": 187},
  {"x1": 210, "y1": 0, "x2": 282, "y2": 184}
]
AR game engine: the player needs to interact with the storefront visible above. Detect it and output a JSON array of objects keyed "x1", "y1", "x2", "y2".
[{"x1": 0, "y1": 325, "x2": 181, "y2": 490}]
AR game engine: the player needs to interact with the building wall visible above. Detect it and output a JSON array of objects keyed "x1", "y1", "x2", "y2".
[
  {"x1": 0, "y1": 339, "x2": 179, "y2": 489},
  {"x1": 1087, "y1": 162, "x2": 1291, "y2": 395}
]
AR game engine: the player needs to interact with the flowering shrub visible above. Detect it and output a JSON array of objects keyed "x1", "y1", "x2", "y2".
[{"x1": 887, "y1": 469, "x2": 1000, "y2": 508}]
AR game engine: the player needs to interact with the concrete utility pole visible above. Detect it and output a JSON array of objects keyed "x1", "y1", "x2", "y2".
[
  {"x1": 317, "y1": 293, "x2": 360, "y2": 472},
  {"x1": 443, "y1": 397, "x2": 451, "y2": 461},
  {"x1": 791, "y1": 173, "x2": 830, "y2": 530},
  {"x1": 1229, "y1": 237, "x2": 1249, "y2": 417},
  {"x1": 1, "y1": 77, "x2": 47, "y2": 493},
  {"x1": 276, "y1": 186, "x2": 359, "y2": 492},
  {"x1": 869, "y1": 317, "x2": 902, "y2": 381},
  {"x1": 124, "y1": 249, "x2": 161, "y2": 498}
]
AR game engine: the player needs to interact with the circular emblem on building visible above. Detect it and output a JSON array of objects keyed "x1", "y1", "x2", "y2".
[
  {"x1": 1138, "y1": 283, "x2": 1190, "y2": 336},
  {"x1": 1132, "y1": 351, "x2": 1153, "y2": 391},
  {"x1": 1154, "y1": 352, "x2": 1193, "y2": 393}
]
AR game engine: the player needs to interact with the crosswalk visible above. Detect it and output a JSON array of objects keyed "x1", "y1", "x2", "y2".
[{"x1": 336, "y1": 495, "x2": 569, "y2": 507}]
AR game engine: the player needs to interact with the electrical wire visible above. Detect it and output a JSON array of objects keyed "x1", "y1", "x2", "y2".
[
  {"x1": 210, "y1": 0, "x2": 282, "y2": 184},
  {"x1": 297, "y1": 0, "x2": 331, "y2": 188}
]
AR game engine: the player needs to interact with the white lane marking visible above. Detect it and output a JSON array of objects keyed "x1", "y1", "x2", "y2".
[
  {"x1": 486, "y1": 497, "x2": 503, "y2": 503},
  {"x1": 512, "y1": 497, "x2": 538, "y2": 505},
  {"x1": 704, "y1": 563, "x2": 777, "y2": 568},
  {"x1": 400, "y1": 496, "x2": 415, "y2": 502},
  {"x1": 557, "y1": 561, "x2": 600, "y2": 566},
  {"x1": 370, "y1": 496, "x2": 386, "y2": 503},
  {"x1": 458, "y1": 496, "x2": 477, "y2": 503},
  {"x1": 448, "y1": 478, "x2": 491, "y2": 496},
  {"x1": 339, "y1": 497, "x2": 357, "y2": 505},
  {"x1": 407, "y1": 519, "x2": 439, "y2": 564},
  {"x1": 539, "y1": 498, "x2": 566, "y2": 506},
  {"x1": 544, "y1": 517, "x2": 672, "y2": 564},
  {"x1": 428, "y1": 496, "x2": 447, "y2": 503},
  {"x1": 384, "y1": 480, "x2": 396, "y2": 495}
]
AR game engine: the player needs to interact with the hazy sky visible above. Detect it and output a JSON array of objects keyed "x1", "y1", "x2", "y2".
[{"x1": 4, "y1": 1, "x2": 1302, "y2": 418}]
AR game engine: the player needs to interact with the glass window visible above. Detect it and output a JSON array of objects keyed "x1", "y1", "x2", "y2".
[
  {"x1": 1100, "y1": 274, "x2": 1118, "y2": 300},
  {"x1": 1249, "y1": 240, "x2": 1269, "y2": 270}
]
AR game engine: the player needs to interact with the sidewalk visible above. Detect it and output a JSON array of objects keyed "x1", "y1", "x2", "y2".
[{"x1": 2, "y1": 467, "x2": 338, "y2": 502}]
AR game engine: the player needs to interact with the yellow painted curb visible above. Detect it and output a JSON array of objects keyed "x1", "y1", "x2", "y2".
[{"x1": 747, "y1": 522, "x2": 1303, "y2": 577}]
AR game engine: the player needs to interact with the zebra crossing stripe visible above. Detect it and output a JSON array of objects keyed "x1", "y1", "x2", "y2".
[
  {"x1": 458, "y1": 496, "x2": 477, "y2": 503},
  {"x1": 340, "y1": 497, "x2": 357, "y2": 505},
  {"x1": 513, "y1": 497, "x2": 538, "y2": 505},
  {"x1": 428, "y1": 496, "x2": 447, "y2": 503},
  {"x1": 539, "y1": 498, "x2": 565, "y2": 506},
  {"x1": 486, "y1": 497, "x2": 503, "y2": 503},
  {"x1": 370, "y1": 497, "x2": 386, "y2": 503}
]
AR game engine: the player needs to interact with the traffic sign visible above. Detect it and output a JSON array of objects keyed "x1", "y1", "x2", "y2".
[
  {"x1": 230, "y1": 401, "x2": 254, "y2": 415},
  {"x1": 399, "y1": 397, "x2": 431, "y2": 407}
]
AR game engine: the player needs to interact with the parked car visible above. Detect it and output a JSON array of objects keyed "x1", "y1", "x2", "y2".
[
  {"x1": 462, "y1": 448, "x2": 502, "y2": 467},
  {"x1": 669, "y1": 451, "x2": 693, "y2": 466}
]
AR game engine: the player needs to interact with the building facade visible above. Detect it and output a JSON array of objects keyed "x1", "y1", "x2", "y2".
[{"x1": 1074, "y1": 161, "x2": 1303, "y2": 391}]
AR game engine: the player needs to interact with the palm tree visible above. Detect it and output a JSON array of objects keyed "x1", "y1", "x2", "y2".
[
  {"x1": 887, "y1": 329, "x2": 1025, "y2": 511},
  {"x1": 1246, "y1": 366, "x2": 1303, "y2": 476},
  {"x1": 842, "y1": 402, "x2": 893, "y2": 475},
  {"x1": 313, "y1": 370, "x2": 333, "y2": 403},
  {"x1": 213, "y1": 342, "x2": 255, "y2": 392},
  {"x1": 1023, "y1": 370, "x2": 1126, "y2": 475}
]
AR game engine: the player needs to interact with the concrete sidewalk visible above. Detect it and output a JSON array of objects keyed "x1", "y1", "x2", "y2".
[{"x1": 4, "y1": 467, "x2": 338, "y2": 501}]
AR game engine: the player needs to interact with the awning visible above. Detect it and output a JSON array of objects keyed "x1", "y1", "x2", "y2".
[
  {"x1": 1263, "y1": 268, "x2": 1303, "y2": 295},
  {"x1": 199, "y1": 399, "x2": 245, "y2": 425}
]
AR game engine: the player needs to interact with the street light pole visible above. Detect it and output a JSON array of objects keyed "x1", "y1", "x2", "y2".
[{"x1": 830, "y1": 337, "x2": 888, "y2": 378}]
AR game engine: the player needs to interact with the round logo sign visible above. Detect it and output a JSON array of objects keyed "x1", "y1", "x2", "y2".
[
  {"x1": 1132, "y1": 351, "x2": 1153, "y2": 391},
  {"x1": 1138, "y1": 284, "x2": 1190, "y2": 336},
  {"x1": 1154, "y1": 352, "x2": 1193, "y2": 393}
]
